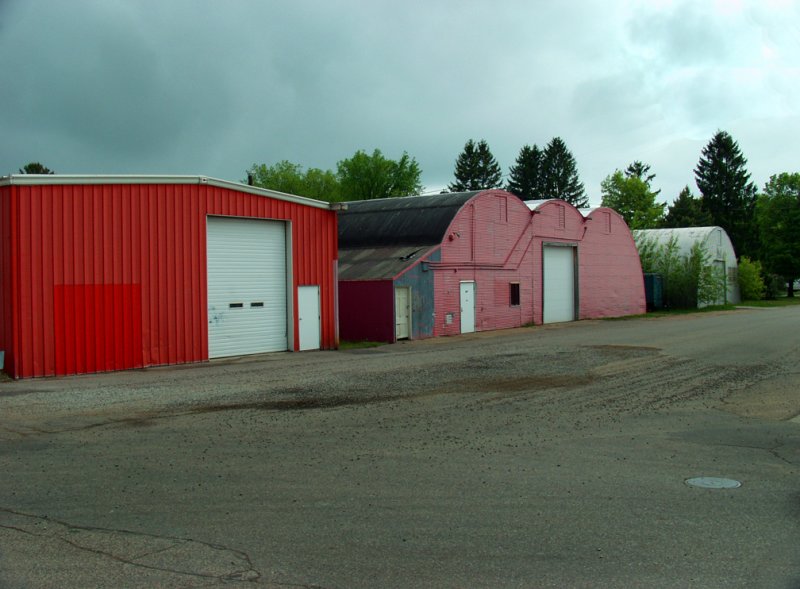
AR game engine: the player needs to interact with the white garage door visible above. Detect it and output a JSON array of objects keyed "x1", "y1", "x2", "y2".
[
  {"x1": 543, "y1": 245, "x2": 576, "y2": 324},
  {"x1": 207, "y1": 216, "x2": 288, "y2": 358}
]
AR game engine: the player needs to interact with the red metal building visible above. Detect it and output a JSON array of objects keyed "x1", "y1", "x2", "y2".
[{"x1": 0, "y1": 175, "x2": 339, "y2": 379}]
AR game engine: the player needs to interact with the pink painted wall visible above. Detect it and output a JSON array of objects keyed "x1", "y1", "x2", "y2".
[
  {"x1": 578, "y1": 207, "x2": 646, "y2": 318},
  {"x1": 528, "y1": 201, "x2": 585, "y2": 325},
  {"x1": 432, "y1": 190, "x2": 536, "y2": 336},
  {"x1": 338, "y1": 280, "x2": 395, "y2": 342}
]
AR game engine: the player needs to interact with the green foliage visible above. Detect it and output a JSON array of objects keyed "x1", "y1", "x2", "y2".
[
  {"x1": 695, "y1": 130, "x2": 758, "y2": 257},
  {"x1": 448, "y1": 139, "x2": 503, "y2": 192},
  {"x1": 763, "y1": 273, "x2": 785, "y2": 299},
  {"x1": 737, "y1": 256, "x2": 765, "y2": 300},
  {"x1": 247, "y1": 160, "x2": 341, "y2": 201},
  {"x1": 635, "y1": 235, "x2": 726, "y2": 308},
  {"x1": 660, "y1": 186, "x2": 713, "y2": 228},
  {"x1": 541, "y1": 137, "x2": 587, "y2": 207},
  {"x1": 756, "y1": 172, "x2": 800, "y2": 297},
  {"x1": 248, "y1": 149, "x2": 422, "y2": 203},
  {"x1": 600, "y1": 169, "x2": 664, "y2": 229},
  {"x1": 625, "y1": 161, "x2": 659, "y2": 193},
  {"x1": 19, "y1": 162, "x2": 54, "y2": 174},
  {"x1": 337, "y1": 149, "x2": 422, "y2": 200},
  {"x1": 506, "y1": 144, "x2": 544, "y2": 200}
]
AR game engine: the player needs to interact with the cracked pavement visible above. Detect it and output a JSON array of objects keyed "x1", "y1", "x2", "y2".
[{"x1": 0, "y1": 306, "x2": 799, "y2": 588}]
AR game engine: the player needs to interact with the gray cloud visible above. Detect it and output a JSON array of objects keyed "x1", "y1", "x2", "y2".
[{"x1": 0, "y1": 0, "x2": 797, "y2": 202}]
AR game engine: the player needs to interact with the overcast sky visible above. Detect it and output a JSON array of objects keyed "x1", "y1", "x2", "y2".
[{"x1": 1, "y1": 0, "x2": 798, "y2": 205}]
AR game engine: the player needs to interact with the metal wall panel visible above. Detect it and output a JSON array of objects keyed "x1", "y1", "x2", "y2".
[
  {"x1": 4, "y1": 182, "x2": 338, "y2": 378},
  {"x1": 0, "y1": 186, "x2": 14, "y2": 374}
]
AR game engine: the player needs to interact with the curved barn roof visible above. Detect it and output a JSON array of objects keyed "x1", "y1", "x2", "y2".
[
  {"x1": 338, "y1": 191, "x2": 479, "y2": 247},
  {"x1": 632, "y1": 227, "x2": 738, "y2": 261}
]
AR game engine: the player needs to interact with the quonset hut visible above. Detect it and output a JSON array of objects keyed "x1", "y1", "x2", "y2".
[
  {"x1": 633, "y1": 226, "x2": 741, "y2": 306},
  {"x1": 337, "y1": 190, "x2": 645, "y2": 343}
]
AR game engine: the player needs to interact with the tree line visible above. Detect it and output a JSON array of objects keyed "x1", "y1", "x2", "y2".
[{"x1": 18, "y1": 128, "x2": 799, "y2": 297}]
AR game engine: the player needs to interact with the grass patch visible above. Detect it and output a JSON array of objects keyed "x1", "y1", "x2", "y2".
[
  {"x1": 338, "y1": 340, "x2": 386, "y2": 350},
  {"x1": 604, "y1": 304, "x2": 737, "y2": 320},
  {"x1": 738, "y1": 297, "x2": 800, "y2": 308}
]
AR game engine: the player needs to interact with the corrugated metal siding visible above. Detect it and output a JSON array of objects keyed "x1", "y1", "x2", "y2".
[
  {"x1": 6, "y1": 182, "x2": 337, "y2": 378},
  {"x1": 580, "y1": 208, "x2": 646, "y2": 318},
  {"x1": 434, "y1": 191, "x2": 535, "y2": 336},
  {"x1": 0, "y1": 186, "x2": 14, "y2": 374}
]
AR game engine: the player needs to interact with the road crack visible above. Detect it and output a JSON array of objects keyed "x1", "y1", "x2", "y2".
[{"x1": 0, "y1": 507, "x2": 261, "y2": 582}]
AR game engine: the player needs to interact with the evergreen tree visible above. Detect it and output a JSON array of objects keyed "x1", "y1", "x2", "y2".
[
  {"x1": 448, "y1": 139, "x2": 503, "y2": 192},
  {"x1": 541, "y1": 137, "x2": 587, "y2": 207},
  {"x1": 694, "y1": 130, "x2": 758, "y2": 257},
  {"x1": 625, "y1": 160, "x2": 660, "y2": 197},
  {"x1": 19, "y1": 162, "x2": 54, "y2": 174},
  {"x1": 506, "y1": 144, "x2": 544, "y2": 200},
  {"x1": 660, "y1": 186, "x2": 712, "y2": 228}
]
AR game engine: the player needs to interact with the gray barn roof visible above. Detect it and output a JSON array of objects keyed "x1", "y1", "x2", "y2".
[{"x1": 338, "y1": 192, "x2": 479, "y2": 248}]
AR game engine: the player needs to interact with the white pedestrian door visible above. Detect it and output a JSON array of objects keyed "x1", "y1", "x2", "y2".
[
  {"x1": 543, "y1": 245, "x2": 576, "y2": 324},
  {"x1": 207, "y1": 217, "x2": 288, "y2": 358},
  {"x1": 395, "y1": 287, "x2": 411, "y2": 340},
  {"x1": 298, "y1": 285, "x2": 321, "y2": 351},
  {"x1": 460, "y1": 281, "x2": 476, "y2": 333}
]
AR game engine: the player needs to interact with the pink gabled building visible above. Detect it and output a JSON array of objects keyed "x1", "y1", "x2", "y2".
[{"x1": 337, "y1": 190, "x2": 645, "y2": 344}]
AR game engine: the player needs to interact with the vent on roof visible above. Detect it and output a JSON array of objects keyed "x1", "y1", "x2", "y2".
[{"x1": 399, "y1": 249, "x2": 422, "y2": 261}]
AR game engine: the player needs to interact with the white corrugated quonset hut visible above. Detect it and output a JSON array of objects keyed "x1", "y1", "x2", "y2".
[{"x1": 632, "y1": 226, "x2": 741, "y2": 306}]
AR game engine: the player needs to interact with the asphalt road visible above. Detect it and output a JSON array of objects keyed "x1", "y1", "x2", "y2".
[{"x1": 1, "y1": 307, "x2": 799, "y2": 588}]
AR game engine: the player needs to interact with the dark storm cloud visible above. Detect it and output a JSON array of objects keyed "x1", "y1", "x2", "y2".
[{"x1": 0, "y1": 0, "x2": 798, "y2": 201}]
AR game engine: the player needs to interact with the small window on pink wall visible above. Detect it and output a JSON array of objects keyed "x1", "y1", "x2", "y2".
[{"x1": 510, "y1": 283, "x2": 520, "y2": 306}]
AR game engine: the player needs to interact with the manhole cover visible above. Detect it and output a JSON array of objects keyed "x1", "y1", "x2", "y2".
[{"x1": 685, "y1": 477, "x2": 741, "y2": 489}]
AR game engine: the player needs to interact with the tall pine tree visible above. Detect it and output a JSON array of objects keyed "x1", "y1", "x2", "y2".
[
  {"x1": 694, "y1": 131, "x2": 757, "y2": 257},
  {"x1": 660, "y1": 186, "x2": 712, "y2": 228},
  {"x1": 541, "y1": 137, "x2": 587, "y2": 207},
  {"x1": 448, "y1": 139, "x2": 503, "y2": 192},
  {"x1": 506, "y1": 144, "x2": 544, "y2": 200}
]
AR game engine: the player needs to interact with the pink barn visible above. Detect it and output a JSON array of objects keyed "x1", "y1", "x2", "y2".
[{"x1": 338, "y1": 190, "x2": 644, "y2": 343}]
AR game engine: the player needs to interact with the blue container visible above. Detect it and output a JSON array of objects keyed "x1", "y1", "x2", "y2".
[{"x1": 643, "y1": 273, "x2": 664, "y2": 311}]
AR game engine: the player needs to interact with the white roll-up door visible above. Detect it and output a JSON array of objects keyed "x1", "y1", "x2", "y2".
[
  {"x1": 543, "y1": 245, "x2": 576, "y2": 323},
  {"x1": 207, "y1": 216, "x2": 288, "y2": 358}
]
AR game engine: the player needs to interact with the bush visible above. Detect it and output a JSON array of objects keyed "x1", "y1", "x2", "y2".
[
  {"x1": 737, "y1": 257, "x2": 765, "y2": 300},
  {"x1": 764, "y1": 273, "x2": 784, "y2": 299},
  {"x1": 636, "y1": 236, "x2": 726, "y2": 309}
]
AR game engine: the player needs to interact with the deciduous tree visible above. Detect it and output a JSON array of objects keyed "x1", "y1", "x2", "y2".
[
  {"x1": 756, "y1": 173, "x2": 800, "y2": 297},
  {"x1": 247, "y1": 160, "x2": 341, "y2": 201},
  {"x1": 337, "y1": 149, "x2": 422, "y2": 200},
  {"x1": 600, "y1": 169, "x2": 664, "y2": 229}
]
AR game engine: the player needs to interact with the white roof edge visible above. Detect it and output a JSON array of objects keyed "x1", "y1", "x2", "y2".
[{"x1": 0, "y1": 174, "x2": 338, "y2": 211}]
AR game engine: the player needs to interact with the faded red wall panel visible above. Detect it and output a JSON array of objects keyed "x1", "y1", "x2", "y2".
[
  {"x1": 4, "y1": 180, "x2": 338, "y2": 378},
  {"x1": 338, "y1": 280, "x2": 394, "y2": 342},
  {"x1": 579, "y1": 207, "x2": 645, "y2": 318},
  {"x1": 434, "y1": 191, "x2": 535, "y2": 337},
  {"x1": 54, "y1": 284, "x2": 143, "y2": 373}
]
